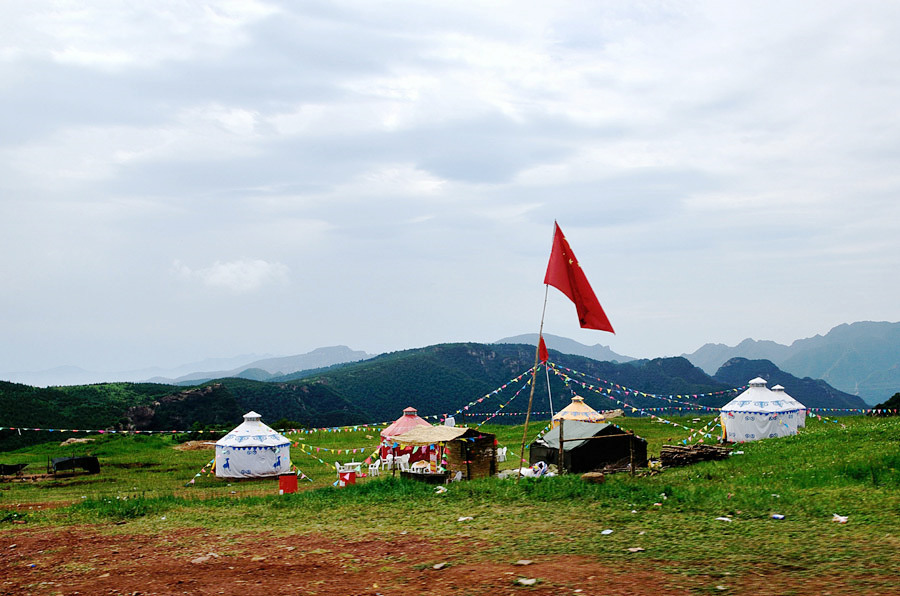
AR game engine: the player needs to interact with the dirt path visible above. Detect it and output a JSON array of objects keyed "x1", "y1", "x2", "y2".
[{"x1": 0, "y1": 526, "x2": 892, "y2": 596}]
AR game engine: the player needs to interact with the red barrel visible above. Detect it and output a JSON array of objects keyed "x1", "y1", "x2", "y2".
[
  {"x1": 338, "y1": 471, "x2": 356, "y2": 487},
  {"x1": 279, "y1": 473, "x2": 298, "y2": 494}
]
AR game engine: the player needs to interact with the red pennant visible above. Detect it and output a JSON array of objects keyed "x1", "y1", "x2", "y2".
[{"x1": 538, "y1": 335, "x2": 549, "y2": 362}]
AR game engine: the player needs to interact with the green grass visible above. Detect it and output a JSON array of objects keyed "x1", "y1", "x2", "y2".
[{"x1": 2, "y1": 415, "x2": 898, "y2": 585}]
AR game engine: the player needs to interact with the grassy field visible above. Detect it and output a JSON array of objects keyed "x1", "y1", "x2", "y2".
[{"x1": 2, "y1": 414, "x2": 898, "y2": 592}]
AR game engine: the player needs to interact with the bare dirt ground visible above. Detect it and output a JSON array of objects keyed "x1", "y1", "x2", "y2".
[{"x1": 1, "y1": 523, "x2": 895, "y2": 596}]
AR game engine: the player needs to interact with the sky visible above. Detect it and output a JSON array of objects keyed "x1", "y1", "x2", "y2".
[{"x1": 2, "y1": 0, "x2": 899, "y2": 375}]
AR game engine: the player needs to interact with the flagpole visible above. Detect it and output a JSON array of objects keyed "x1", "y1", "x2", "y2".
[
  {"x1": 545, "y1": 361, "x2": 554, "y2": 417},
  {"x1": 517, "y1": 284, "x2": 549, "y2": 484}
]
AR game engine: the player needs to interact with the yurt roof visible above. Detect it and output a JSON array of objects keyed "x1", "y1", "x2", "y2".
[
  {"x1": 720, "y1": 379, "x2": 806, "y2": 414},
  {"x1": 216, "y1": 411, "x2": 290, "y2": 447},
  {"x1": 771, "y1": 385, "x2": 806, "y2": 409},
  {"x1": 381, "y1": 406, "x2": 431, "y2": 440},
  {"x1": 553, "y1": 395, "x2": 605, "y2": 423}
]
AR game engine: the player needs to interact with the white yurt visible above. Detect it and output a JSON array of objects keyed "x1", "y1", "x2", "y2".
[
  {"x1": 215, "y1": 411, "x2": 291, "y2": 478},
  {"x1": 720, "y1": 378, "x2": 807, "y2": 442}
]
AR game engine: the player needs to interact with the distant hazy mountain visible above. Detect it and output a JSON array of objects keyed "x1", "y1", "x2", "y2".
[
  {"x1": 0, "y1": 354, "x2": 271, "y2": 387},
  {"x1": 0, "y1": 347, "x2": 374, "y2": 387},
  {"x1": 147, "y1": 346, "x2": 375, "y2": 384},
  {"x1": 494, "y1": 333, "x2": 635, "y2": 363},
  {"x1": 683, "y1": 321, "x2": 900, "y2": 405},
  {"x1": 712, "y1": 357, "x2": 867, "y2": 410}
]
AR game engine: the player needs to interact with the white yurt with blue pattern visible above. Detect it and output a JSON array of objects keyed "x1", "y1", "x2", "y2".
[
  {"x1": 720, "y1": 378, "x2": 807, "y2": 442},
  {"x1": 215, "y1": 411, "x2": 291, "y2": 478}
]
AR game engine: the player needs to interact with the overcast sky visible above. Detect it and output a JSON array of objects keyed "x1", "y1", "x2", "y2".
[{"x1": 2, "y1": 0, "x2": 899, "y2": 374}]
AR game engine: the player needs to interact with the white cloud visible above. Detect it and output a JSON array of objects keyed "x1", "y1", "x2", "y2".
[
  {"x1": 2, "y1": 0, "x2": 278, "y2": 70},
  {"x1": 174, "y1": 258, "x2": 289, "y2": 294},
  {"x1": 1, "y1": 1, "x2": 899, "y2": 371}
]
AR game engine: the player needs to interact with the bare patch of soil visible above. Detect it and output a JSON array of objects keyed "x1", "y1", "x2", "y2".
[
  {"x1": 0, "y1": 526, "x2": 892, "y2": 596},
  {"x1": 174, "y1": 441, "x2": 217, "y2": 451}
]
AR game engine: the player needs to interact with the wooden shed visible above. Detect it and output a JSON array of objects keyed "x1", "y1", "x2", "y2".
[{"x1": 392, "y1": 426, "x2": 497, "y2": 480}]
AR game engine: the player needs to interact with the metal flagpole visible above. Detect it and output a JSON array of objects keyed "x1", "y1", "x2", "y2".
[{"x1": 517, "y1": 285, "x2": 549, "y2": 484}]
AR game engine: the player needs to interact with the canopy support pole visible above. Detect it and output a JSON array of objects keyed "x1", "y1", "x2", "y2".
[{"x1": 517, "y1": 285, "x2": 549, "y2": 484}]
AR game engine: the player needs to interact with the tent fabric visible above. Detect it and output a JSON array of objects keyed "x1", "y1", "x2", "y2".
[
  {"x1": 215, "y1": 411, "x2": 291, "y2": 479},
  {"x1": 719, "y1": 378, "x2": 807, "y2": 442},
  {"x1": 380, "y1": 407, "x2": 434, "y2": 462},
  {"x1": 392, "y1": 425, "x2": 469, "y2": 446},
  {"x1": 536, "y1": 420, "x2": 612, "y2": 451},
  {"x1": 381, "y1": 407, "x2": 431, "y2": 441},
  {"x1": 552, "y1": 395, "x2": 606, "y2": 426}
]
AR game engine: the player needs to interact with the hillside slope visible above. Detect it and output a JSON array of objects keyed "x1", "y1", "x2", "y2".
[{"x1": 281, "y1": 343, "x2": 741, "y2": 422}]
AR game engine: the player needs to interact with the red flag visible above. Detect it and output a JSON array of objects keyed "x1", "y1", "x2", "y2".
[
  {"x1": 538, "y1": 335, "x2": 549, "y2": 362},
  {"x1": 543, "y1": 222, "x2": 614, "y2": 333}
]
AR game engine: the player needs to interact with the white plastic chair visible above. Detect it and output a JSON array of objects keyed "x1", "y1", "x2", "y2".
[
  {"x1": 452, "y1": 471, "x2": 463, "y2": 482},
  {"x1": 335, "y1": 462, "x2": 348, "y2": 476},
  {"x1": 497, "y1": 446, "x2": 507, "y2": 462},
  {"x1": 368, "y1": 462, "x2": 380, "y2": 477},
  {"x1": 399, "y1": 460, "x2": 410, "y2": 472}
]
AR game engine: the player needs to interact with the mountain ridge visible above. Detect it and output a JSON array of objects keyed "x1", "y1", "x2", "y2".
[
  {"x1": 494, "y1": 333, "x2": 635, "y2": 363},
  {"x1": 0, "y1": 342, "x2": 868, "y2": 451},
  {"x1": 683, "y1": 321, "x2": 899, "y2": 404}
]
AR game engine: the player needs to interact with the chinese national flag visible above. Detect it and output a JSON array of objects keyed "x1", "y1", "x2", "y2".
[
  {"x1": 538, "y1": 335, "x2": 549, "y2": 362},
  {"x1": 543, "y1": 222, "x2": 614, "y2": 333}
]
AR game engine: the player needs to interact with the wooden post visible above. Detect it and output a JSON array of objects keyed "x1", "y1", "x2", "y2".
[
  {"x1": 557, "y1": 418, "x2": 565, "y2": 474},
  {"x1": 628, "y1": 431, "x2": 635, "y2": 477},
  {"x1": 464, "y1": 440, "x2": 471, "y2": 480}
]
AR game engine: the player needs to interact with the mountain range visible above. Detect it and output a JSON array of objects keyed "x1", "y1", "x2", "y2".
[
  {"x1": 144, "y1": 346, "x2": 375, "y2": 384},
  {"x1": 1, "y1": 321, "x2": 896, "y2": 405},
  {"x1": 681, "y1": 321, "x2": 899, "y2": 405},
  {"x1": 0, "y1": 342, "x2": 870, "y2": 452},
  {"x1": 498, "y1": 322, "x2": 899, "y2": 405},
  {"x1": 494, "y1": 333, "x2": 635, "y2": 363},
  {"x1": 0, "y1": 346, "x2": 374, "y2": 387}
]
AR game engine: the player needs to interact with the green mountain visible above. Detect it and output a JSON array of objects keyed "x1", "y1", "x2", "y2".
[
  {"x1": 278, "y1": 343, "x2": 748, "y2": 422},
  {"x1": 0, "y1": 376, "x2": 369, "y2": 450},
  {"x1": 1, "y1": 343, "x2": 870, "y2": 450},
  {"x1": 873, "y1": 392, "x2": 900, "y2": 411}
]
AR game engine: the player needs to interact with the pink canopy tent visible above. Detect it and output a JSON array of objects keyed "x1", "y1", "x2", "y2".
[{"x1": 380, "y1": 407, "x2": 433, "y2": 463}]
